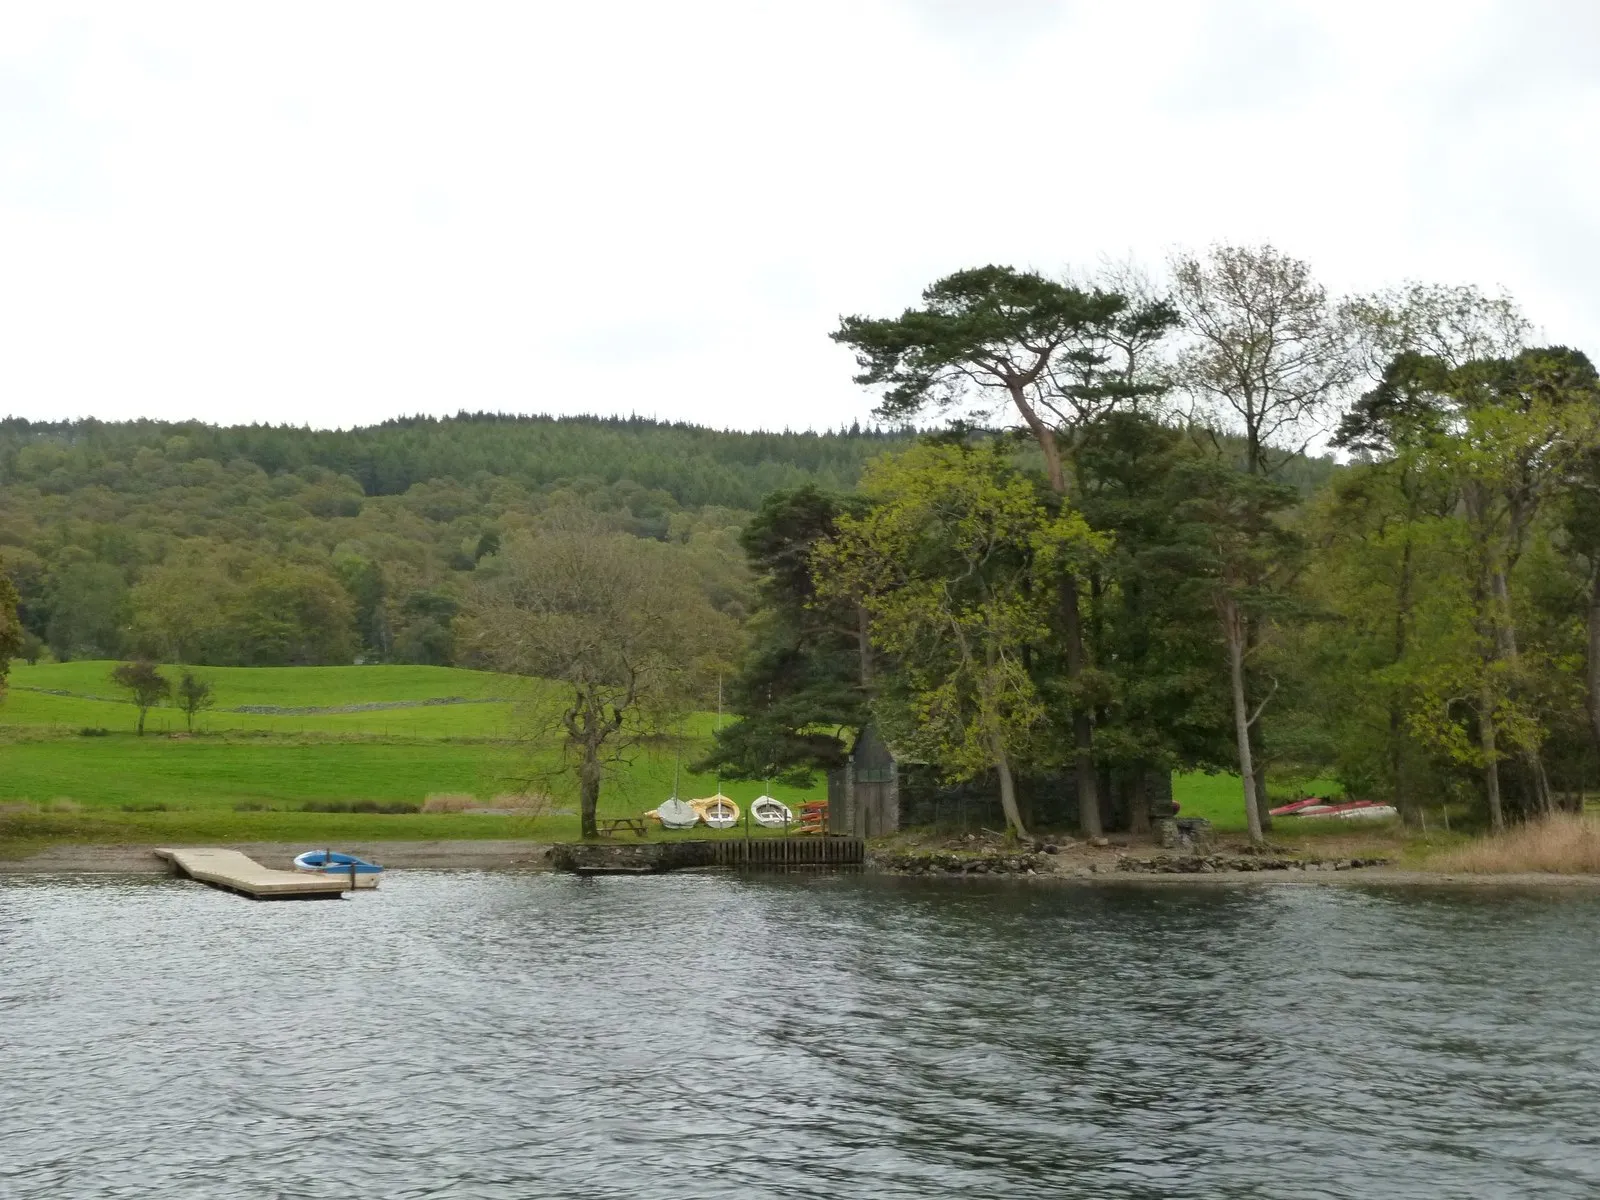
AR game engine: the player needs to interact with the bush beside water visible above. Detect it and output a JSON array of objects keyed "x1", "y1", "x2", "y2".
[{"x1": 299, "y1": 800, "x2": 420, "y2": 815}]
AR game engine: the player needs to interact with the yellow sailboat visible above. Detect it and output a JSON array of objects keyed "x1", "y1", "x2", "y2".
[{"x1": 692, "y1": 793, "x2": 740, "y2": 830}]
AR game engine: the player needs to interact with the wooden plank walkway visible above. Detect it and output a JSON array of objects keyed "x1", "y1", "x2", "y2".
[{"x1": 155, "y1": 848, "x2": 348, "y2": 900}]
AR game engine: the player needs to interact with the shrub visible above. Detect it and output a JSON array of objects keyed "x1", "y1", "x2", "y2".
[
  {"x1": 77, "y1": 727, "x2": 110, "y2": 737},
  {"x1": 299, "y1": 800, "x2": 419, "y2": 815},
  {"x1": 120, "y1": 802, "x2": 168, "y2": 813},
  {"x1": 1429, "y1": 813, "x2": 1600, "y2": 874}
]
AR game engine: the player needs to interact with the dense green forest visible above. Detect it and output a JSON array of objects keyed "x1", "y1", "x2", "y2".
[
  {"x1": 698, "y1": 252, "x2": 1600, "y2": 843},
  {"x1": 0, "y1": 414, "x2": 906, "y2": 669}
]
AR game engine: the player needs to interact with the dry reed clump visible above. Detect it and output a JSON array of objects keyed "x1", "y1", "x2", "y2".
[
  {"x1": 1429, "y1": 813, "x2": 1600, "y2": 874},
  {"x1": 421, "y1": 793, "x2": 479, "y2": 813},
  {"x1": 420, "y1": 792, "x2": 555, "y2": 814},
  {"x1": 488, "y1": 792, "x2": 554, "y2": 814}
]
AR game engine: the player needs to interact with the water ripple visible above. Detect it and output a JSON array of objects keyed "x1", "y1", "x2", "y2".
[{"x1": 4, "y1": 873, "x2": 1600, "y2": 1197}]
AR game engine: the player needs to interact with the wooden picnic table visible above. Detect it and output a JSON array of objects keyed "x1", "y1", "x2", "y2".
[{"x1": 597, "y1": 817, "x2": 650, "y2": 839}]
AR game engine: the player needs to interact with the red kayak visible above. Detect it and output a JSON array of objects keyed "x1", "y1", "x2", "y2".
[{"x1": 1270, "y1": 797, "x2": 1333, "y2": 817}]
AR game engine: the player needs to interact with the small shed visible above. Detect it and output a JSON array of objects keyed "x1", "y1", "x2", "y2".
[{"x1": 826, "y1": 725, "x2": 900, "y2": 837}]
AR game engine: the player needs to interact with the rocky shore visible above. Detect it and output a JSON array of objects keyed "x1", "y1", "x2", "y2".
[
  {"x1": 868, "y1": 848, "x2": 1389, "y2": 877},
  {"x1": 5, "y1": 839, "x2": 1600, "y2": 887}
]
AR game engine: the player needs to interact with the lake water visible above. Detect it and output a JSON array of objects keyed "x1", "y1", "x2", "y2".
[{"x1": 3, "y1": 871, "x2": 1600, "y2": 1198}]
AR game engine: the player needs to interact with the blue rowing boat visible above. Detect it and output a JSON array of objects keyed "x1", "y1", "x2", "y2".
[{"x1": 293, "y1": 849, "x2": 384, "y2": 888}]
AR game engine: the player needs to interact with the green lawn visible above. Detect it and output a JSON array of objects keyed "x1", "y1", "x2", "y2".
[
  {"x1": 1172, "y1": 771, "x2": 1344, "y2": 832},
  {"x1": 9, "y1": 661, "x2": 518, "y2": 707},
  {"x1": 0, "y1": 734, "x2": 820, "y2": 813},
  {"x1": 2, "y1": 660, "x2": 1352, "y2": 848},
  {"x1": 0, "y1": 662, "x2": 824, "y2": 848},
  {"x1": 2, "y1": 661, "x2": 731, "y2": 741}
]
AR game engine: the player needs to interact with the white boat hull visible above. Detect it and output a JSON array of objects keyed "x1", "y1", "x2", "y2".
[
  {"x1": 750, "y1": 796, "x2": 794, "y2": 828},
  {"x1": 295, "y1": 867, "x2": 381, "y2": 888}
]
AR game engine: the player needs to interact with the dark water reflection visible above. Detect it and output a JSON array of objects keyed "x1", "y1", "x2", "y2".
[{"x1": 4, "y1": 872, "x2": 1600, "y2": 1198}]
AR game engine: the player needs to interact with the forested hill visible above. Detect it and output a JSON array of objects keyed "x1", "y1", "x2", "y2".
[
  {"x1": 0, "y1": 413, "x2": 911, "y2": 669},
  {"x1": 0, "y1": 412, "x2": 1334, "y2": 673},
  {"x1": 0, "y1": 413, "x2": 905, "y2": 510}
]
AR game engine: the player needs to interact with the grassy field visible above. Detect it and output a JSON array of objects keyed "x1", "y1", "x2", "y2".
[
  {"x1": 1, "y1": 660, "x2": 1340, "y2": 848},
  {"x1": 0, "y1": 661, "x2": 818, "y2": 851}
]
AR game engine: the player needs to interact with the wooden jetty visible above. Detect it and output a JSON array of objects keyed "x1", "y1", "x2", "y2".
[{"x1": 155, "y1": 848, "x2": 348, "y2": 900}]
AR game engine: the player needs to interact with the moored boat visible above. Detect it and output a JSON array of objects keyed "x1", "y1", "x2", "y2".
[
  {"x1": 1296, "y1": 800, "x2": 1399, "y2": 820},
  {"x1": 646, "y1": 797, "x2": 701, "y2": 829},
  {"x1": 750, "y1": 795, "x2": 794, "y2": 828},
  {"x1": 293, "y1": 849, "x2": 384, "y2": 888},
  {"x1": 1269, "y1": 797, "x2": 1333, "y2": 817},
  {"x1": 693, "y1": 793, "x2": 740, "y2": 829}
]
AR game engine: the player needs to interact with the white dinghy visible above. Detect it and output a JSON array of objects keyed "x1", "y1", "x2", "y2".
[
  {"x1": 750, "y1": 795, "x2": 794, "y2": 829},
  {"x1": 648, "y1": 797, "x2": 701, "y2": 829}
]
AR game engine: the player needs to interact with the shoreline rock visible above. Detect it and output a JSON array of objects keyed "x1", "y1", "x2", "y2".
[{"x1": 1114, "y1": 853, "x2": 1390, "y2": 875}]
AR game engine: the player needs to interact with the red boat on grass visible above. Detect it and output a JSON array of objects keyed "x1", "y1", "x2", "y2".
[{"x1": 1269, "y1": 797, "x2": 1398, "y2": 820}]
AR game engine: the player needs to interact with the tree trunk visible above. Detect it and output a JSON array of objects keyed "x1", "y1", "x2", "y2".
[
  {"x1": 1128, "y1": 769, "x2": 1151, "y2": 838},
  {"x1": 1481, "y1": 685, "x2": 1504, "y2": 834},
  {"x1": 855, "y1": 604, "x2": 875, "y2": 689},
  {"x1": 990, "y1": 730, "x2": 1028, "y2": 839},
  {"x1": 1062, "y1": 573, "x2": 1101, "y2": 837},
  {"x1": 1244, "y1": 615, "x2": 1272, "y2": 833},
  {"x1": 1588, "y1": 563, "x2": 1600, "y2": 756},
  {"x1": 1391, "y1": 537, "x2": 1415, "y2": 823},
  {"x1": 137, "y1": 707, "x2": 147, "y2": 736},
  {"x1": 1487, "y1": 565, "x2": 1552, "y2": 814},
  {"x1": 1252, "y1": 756, "x2": 1271, "y2": 833},
  {"x1": 579, "y1": 739, "x2": 603, "y2": 840},
  {"x1": 1008, "y1": 386, "x2": 1100, "y2": 837},
  {"x1": 1224, "y1": 597, "x2": 1265, "y2": 845}
]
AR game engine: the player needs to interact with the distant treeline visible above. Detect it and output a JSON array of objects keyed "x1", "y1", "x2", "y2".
[
  {"x1": 0, "y1": 413, "x2": 909, "y2": 669},
  {"x1": 0, "y1": 412, "x2": 904, "y2": 509}
]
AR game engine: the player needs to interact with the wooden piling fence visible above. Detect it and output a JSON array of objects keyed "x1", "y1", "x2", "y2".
[
  {"x1": 711, "y1": 836, "x2": 864, "y2": 869},
  {"x1": 552, "y1": 836, "x2": 866, "y2": 875}
]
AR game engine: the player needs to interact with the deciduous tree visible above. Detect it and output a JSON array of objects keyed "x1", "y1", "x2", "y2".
[
  {"x1": 175, "y1": 670, "x2": 215, "y2": 732},
  {"x1": 110, "y1": 660, "x2": 171, "y2": 736},
  {"x1": 0, "y1": 561, "x2": 22, "y2": 702},
  {"x1": 466, "y1": 530, "x2": 736, "y2": 838},
  {"x1": 815, "y1": 442, "x2": 1105, "y2": 838}
]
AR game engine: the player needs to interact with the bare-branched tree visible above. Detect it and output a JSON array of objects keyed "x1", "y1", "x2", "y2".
[
  {"x1": 465, "y1": 529, "x2": 737, "y2": 839},
  {"x1": 1171, "y1": 243, "x2": 1360, "y2": 475}
]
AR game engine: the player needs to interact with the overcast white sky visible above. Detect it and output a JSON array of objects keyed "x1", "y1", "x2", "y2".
[{"x1": 1, "y1": 1, "x2": 1596, "y2": 432}]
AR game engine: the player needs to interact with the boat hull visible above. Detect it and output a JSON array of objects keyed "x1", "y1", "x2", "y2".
[
  {"x1": 294, "y1": 868, "x2": 381, "y2": 888},
  {"x1": 750, "y1": 796, "x2": 794, "y2": 829},
  {"x1": 293, "y1": 850, "x2": 384, "y2": 887}
]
